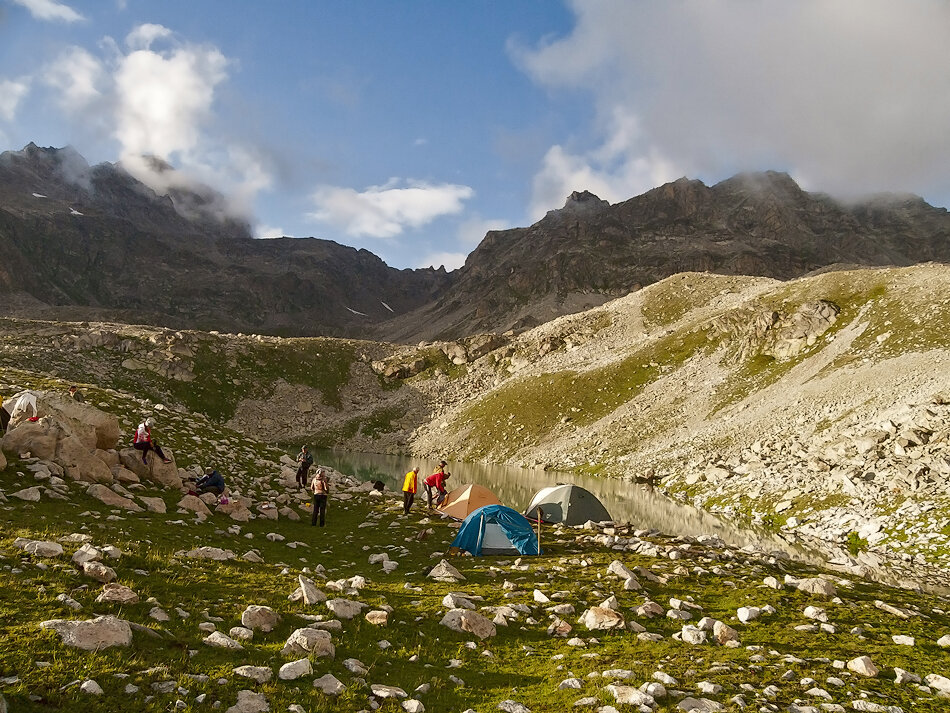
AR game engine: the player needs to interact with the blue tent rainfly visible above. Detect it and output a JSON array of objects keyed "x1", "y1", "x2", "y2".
[{"x1": 450, "y1": 504, "x2": 541, "y2": 556}]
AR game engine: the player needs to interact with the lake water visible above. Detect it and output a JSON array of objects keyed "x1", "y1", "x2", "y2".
[{"x1": 313, "y1": 449, "x2": 799, "y2": 556}]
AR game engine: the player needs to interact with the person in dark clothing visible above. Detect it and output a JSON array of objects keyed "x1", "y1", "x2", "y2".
[
  {"x1": 196, "y1": 468, "x2": 225, "y2": 495},
  {"x1": 68, "y1": 385, "x2": 85, "y2": 403},
  {"x1": 310, "y1": 468, "x2": 330, "y2": 527},
  {"x1": 295, "y1": 445, "x2": 314, "y2": 489},
  {"x1": 0, "y1": 405, "x2": 9, "y2": 434}
]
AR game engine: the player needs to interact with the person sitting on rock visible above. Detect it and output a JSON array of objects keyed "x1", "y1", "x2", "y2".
[
  {"x1": 196, "y1": 468, "x2": 225, "y2": 496},
  {"x1": 133, "y1": 417, "x2": 172, "y2": 465},
  {"x1": 68, "y1": 385, "x2": 85, "y2": 403}
]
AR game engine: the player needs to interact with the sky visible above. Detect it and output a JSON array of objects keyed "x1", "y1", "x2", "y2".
[{"x1": 2, "y1": 0, "x2": 950, "y2": 271}]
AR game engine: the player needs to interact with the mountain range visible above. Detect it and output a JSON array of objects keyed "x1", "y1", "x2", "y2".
[{"x1": 2, "y1": 143, "x2": 949, "y2": 341}]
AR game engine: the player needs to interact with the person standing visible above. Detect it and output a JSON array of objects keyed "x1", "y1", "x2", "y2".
[
  {"x1": 310, "y1": 468, "x2": 330, "y2": 527},
  {"x1": 402, "y1": 467, "x2": 419, "y2": 515},
  {"x1": 424, "y1": 461, "x2": 450, "y2": 508},
  {"x1": 133, "y1": 417, "x2": 172, "y2": 465},
  {"x1": 295, "y1": 445, "x2": 314, "y2": 490}
]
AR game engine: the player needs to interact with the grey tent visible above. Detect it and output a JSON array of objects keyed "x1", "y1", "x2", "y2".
[{"x1": 524, "y1": 484, "x2": 611, "y2": 526}]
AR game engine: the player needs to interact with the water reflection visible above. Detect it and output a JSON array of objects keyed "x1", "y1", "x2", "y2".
[{"x1": 312, "y1": 449, "x2": 797, "y2": 555}]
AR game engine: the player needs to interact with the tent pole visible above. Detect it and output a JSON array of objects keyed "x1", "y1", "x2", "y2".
[{"x1": 537, "y1": 507, "x2": 542, "y2": 555}]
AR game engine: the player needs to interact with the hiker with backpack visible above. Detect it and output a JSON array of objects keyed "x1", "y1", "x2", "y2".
[
  {"x1": 133, "y1": 417, "x2": 172, "y2": 465},
  {"x1": 295, "y1": 445, "x2": 314, "y2": 490}
]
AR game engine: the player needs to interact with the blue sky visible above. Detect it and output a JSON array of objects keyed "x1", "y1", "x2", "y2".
[{"x1": 3, "y1": 1, "x2": 950, "y2": 270}]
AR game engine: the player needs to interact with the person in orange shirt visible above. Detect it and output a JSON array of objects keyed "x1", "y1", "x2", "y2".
[{"x1": 402, "y1": 467, "x2": 419, "y2": 515}]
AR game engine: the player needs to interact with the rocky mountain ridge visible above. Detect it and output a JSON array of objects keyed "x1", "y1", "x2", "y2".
[
  {"x1": 3, "y1": 144, "x2": 950, "y2": 341},
  {"x1": 0, "y1": 144, "x2": 450, "y2": 337}
]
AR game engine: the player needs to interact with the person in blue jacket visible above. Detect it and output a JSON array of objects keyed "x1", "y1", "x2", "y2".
[{"x1": 196, "y1": 468, "x2": 225, "y2": 495}]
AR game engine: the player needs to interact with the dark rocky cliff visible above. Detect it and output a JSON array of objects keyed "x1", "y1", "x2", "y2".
[
  {"x1": 375, "y1": 171, "x2": 950, "y2": 340},
  {"x1": 0, "y1": 144, "x2": 450, "y2": 336}
]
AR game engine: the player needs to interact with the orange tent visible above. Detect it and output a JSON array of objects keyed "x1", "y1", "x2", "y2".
[{"x1": 438, "y1": 484, "x2": 502, "y2": 520}]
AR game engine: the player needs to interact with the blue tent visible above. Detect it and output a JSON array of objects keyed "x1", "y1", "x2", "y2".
[{"x1": 450, "y1": 504, "x2": 541, "y2": 556}]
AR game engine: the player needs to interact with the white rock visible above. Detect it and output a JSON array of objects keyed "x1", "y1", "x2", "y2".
[
  {"x1": 40, "y1": 615, "x2": 132, "y2": 650},
  {"x1": 737, "y1": 606, "x2": 760, "y2": 623},
  {"x1": 233, "y1": 666, "x2": 272, "y2": 684},
  {"x1": 891, "y1": 634, "x2": 915, "y2": 646},
  {"x1": 365, "y1": 610, "x2": 389, "y2": 626},
  {"x1": 312, "y1": 673, "x2": 345, "y2": 695},
  {"x1": 846, "y1": 656, "x2": 879, "y2": 677},
  {"x1": 281, "y1": 628, "x2": 334, "y2": 658},
  {"x1": 428, "y1": 559, "x2": 465, "y2": 582},
  {"x1": 241, "y1": 605, "x2": 280, "y2": 632},
  {"x1": 402, "y1": 700, "x2": 425, "y2": 713},
  {"x1": 606, "y1": 685, "x2": 654, "y2": 707},
  {"x1": 204, "y1": 632, "x2": 243, "y2": 650},
  {"x1": 225, "y1": 689, "x2": 269, "y2": 713},
  {"x1": 580, "y1": 607, "x2": 625, "y2": 631},
  {"x1": 298, "y1": 575, "x2": 326, "y2": 604},
  {"x1": 496, "y1": 701, "x2": 531, "y2": 713},
  {"x1": 371, "y1": 684, "x2": 407, "y2": 699},
  {"x1": 14, "y1": 537, "x2": 63, "y2": 558},
  {"x1": 924, "y1": 673, "x2": 950, "y2": 695},
  {"x1": 80, "y1": 679, "x2": 104, "y2": 695},
  {"x1": 325, "y1": 598, "x2": 366, "y2": 620},
  {"x1": 278, "y1": 658, "x2": 312, "y2": 680},
  {"x1": 440, "y1": 609, "x2": 497, "y2": 640},
  {"x1": 95, "y1": 583, "x2": 138, "y2": 604}
]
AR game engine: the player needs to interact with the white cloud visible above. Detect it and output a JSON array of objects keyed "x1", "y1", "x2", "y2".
[
  {"x1": 416, "y1": 251, "x2": 467, "y2": 271},
  {"x1": 125, "y1": 23, "x2": 174, "y2": 51},
  {"x1": 115, "y1": 28, "x2": 228, "y2": 165},
  {"x1": 308, "y1": 179, "x2": 474, "y2": 238},
  {"x1": 44, "y1": 47, "x2": 104, "y2": 113},
  {"x1": 255, "y1": 224, "x2": 286, "y2": 239},
  {"x1": 514, "y1": 0, "x2": 950, "y2": 209},
  {"x1": 12, "y1": 0, "x2": 83, "y2": 23},
  {"x1": 0, "y1": 79, "x2": 30, "y2": 122}
]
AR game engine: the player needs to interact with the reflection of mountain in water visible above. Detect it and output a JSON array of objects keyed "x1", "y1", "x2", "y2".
[{"x1": 312, "y1": 449, "x2": 797, "y2": 555}]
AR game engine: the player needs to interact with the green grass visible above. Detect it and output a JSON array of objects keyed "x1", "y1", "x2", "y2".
[{"x1": 453, "y1": 328, "x2": 712, "y2": 460}]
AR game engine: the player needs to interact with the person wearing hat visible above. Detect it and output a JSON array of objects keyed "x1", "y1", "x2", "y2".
[
  {"x1": 295, "y1": 445, "x2": 314, "y2": 490},
  {"x1": 196, "y1": 467, "x2": 225, "y2": 495},
  {"x1": 424, "y1": 460, "x2": 451, "y2": 508},
  {"x1": 133, "y1": 416, "x2": 172, "y2": 465}
]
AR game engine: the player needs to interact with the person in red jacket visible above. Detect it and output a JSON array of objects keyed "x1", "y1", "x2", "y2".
[
  {"x1": 424, "y1": 461, "x2": 451, "y2": 508},
  {"x1": 133, "y1": 417, "x2": 172, "y2": 465}
]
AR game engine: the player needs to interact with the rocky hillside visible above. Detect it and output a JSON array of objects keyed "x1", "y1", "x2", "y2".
[
  {"x1": 0, "y1": 144, "x2": 449, "y2": 337},
  {"x1": 1, "y1": 387, "x2": 950, "y2": 712},
  {"x1": 377, "y1": 173, "x2": 950, "y2": 340},
  {"x1": 2, "y1": 263, "x2": 950, "y2": 589}
]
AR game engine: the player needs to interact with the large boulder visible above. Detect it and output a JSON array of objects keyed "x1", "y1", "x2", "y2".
[
  {"x1": 86, "y1": 484, "x2": 142, "y2": 511},
  {"x1": 1, "y1": 420, "x2": 59, "y2": 460},
  {"x1": 281, "y1": 628, "x2": 335, "y2": 658},
  {"x1": 40, "y1": 615, "x2": 132, "y2": 650},
  {"x1": 57, "y1": 435, "x2": 114, "y2": 484},
  {"x1": 118, "y1": 448, "x2": 182, "y2": 489},
  {"x1": 439, "y1": 609, "x2": 496, "y2": 640}
]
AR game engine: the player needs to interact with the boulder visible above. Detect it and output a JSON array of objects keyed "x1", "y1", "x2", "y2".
[
  {"x1": 14, "y1": 537, "x2": 63, "y2": 558},
  {"x1": 40, "y1": 615, "x2": 132, "y2": 650},
  {"x1": 11, "y1": 487, "x2": 41, "y2": 501},
  {"x1": 177, "y1": 494, "x2": 211, "y2": 515},
  {"x1": 233, "y1": 666, "x2": 272, "y2": 684},
  {"x1": 325, "y1": 599, "x2": 366, "y2": 620},
  {"x1": 204, "y1": 632, "x2": 243, "y2": 650},
  {"x1": 1, "y1": 420, "x2": 58, "y2": 460},
  {"x1": 428, "y1": 559, "x2": 465, "y2": 582},
  {"x1": 312, "y1": 673, "x2": 345, "y2": 695},
  {"x1": 87, "y1": 484, "x2": 142, "y2": 511},
  {"x1": 138, "y1": 496, "x2": 167, "y2": 513},
  {"x1": 847, "y1": 656, "x2": 879, "y2": 677},
  {"x1": 81, "y1": 561, "x2": 117, "y2": 583},
  {"x1": 57, "y1": 435, "x2": 114, "y2": 484},
  {"x1": 241, "y1": 605, "x2": 281, "y2": 632},
  {"x1": 580, "y1": 607, "x2": 625, "y2": 631},
  {"x1": 796, "y1": 578, "x2": 837, "y2": 597},
  {"x1": 225, "y1": 690, "x2": 268, "y2": 713},
  {"x1": 278, "y1": 658, "x2": 312, "y2": 680},
  {"x1": 440, "y1": 608, "x2": 496, "y2": 640},
  {"x1": 299, "y1": 575, "x2": 326, "y2": 604},
  {"x1": 178, "y1": 547, "x2": 236, "y2": 561},
  {"x1": 96, "y1": 583, "x2": 139, "y2": 605},
  {"x1": 281, "y1": 628, "x2": 335, "y2": 658}
]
